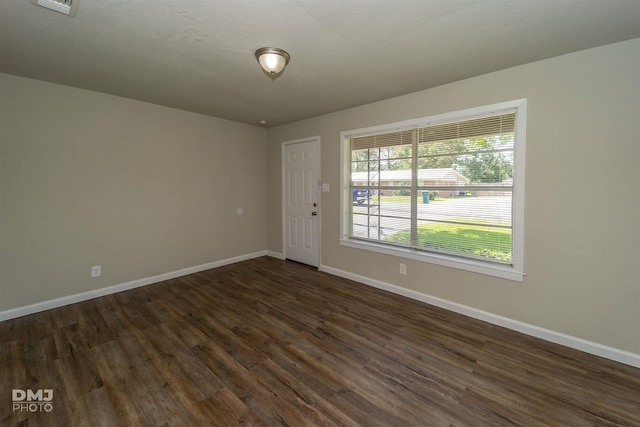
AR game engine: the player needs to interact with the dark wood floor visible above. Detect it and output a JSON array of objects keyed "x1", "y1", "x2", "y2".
[{"x1": 1, "y1": 257, "x2": 639, "y2": 426}]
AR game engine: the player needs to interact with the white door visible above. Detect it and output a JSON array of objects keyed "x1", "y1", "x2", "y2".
[{"x1": 283, "y1": 138, "x2": 320, "y2": 267}]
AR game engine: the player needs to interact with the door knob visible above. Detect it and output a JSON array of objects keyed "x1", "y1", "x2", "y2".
[{"x1": 311, "y1": 211, "x2": 317, "y2": 216}]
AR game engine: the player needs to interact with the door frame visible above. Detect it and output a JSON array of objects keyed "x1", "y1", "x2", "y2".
[{"x1": 281, "y1": 136, "x2": 321, "y2": 267}]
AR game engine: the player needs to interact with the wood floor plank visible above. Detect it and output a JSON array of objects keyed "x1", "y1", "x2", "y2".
[
  {"x1": 104, "y1": 384, "x2": 152, "y2": 426},
  {"x1": 1, "y1": 256, "x2": 639, "y2": 426},
  {"x1": 83, "y1": 386, "x2": 123, "y2": 427},
  {"x1": 0, "y1": 340, "x2": 26, "y2": 423},
  {"x1": 251, "y1": 358, "x2": 359, "y2": 427},
  {"x1": 197, "y1": 388, "x2": 251, "y2": 426},
  {"x1": 329, "y1": 387, "x2": 409, "y2": 427}
]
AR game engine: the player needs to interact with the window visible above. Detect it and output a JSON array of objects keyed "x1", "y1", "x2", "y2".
[{"x1": 340, "y1": 99, "x2": 526, "y2": 281}]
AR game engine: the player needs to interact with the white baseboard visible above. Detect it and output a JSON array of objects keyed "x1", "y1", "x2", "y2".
[
  {"x1": 3, "y1": 254, "x2": 638, "y2": 368},
  {"x1": 266, "y1": 251, "x2": 285, "y2": 260},
  {"x1": 0, "y1": 251, "x2": 268, "y2": 322},
  {"x1": 319, "y1": 264, "x2": 640, "y2": 369}
]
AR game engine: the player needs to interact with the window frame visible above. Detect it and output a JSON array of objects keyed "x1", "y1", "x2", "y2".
[{"x1": 339, "y1": 99, "x2": 527, "y2": 282}]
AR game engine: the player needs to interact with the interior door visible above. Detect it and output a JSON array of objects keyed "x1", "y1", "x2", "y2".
[{"x1": 283, "y1": 138, "x2": 320, "y2": 267}]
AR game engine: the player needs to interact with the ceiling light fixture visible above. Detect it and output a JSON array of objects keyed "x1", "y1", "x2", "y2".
[
  {"x1": 31, "y1": 0, "x2": 79, "y2": 16},
  {"x1": 255, "y1": 47, "x2": 290, "y2": 81}
]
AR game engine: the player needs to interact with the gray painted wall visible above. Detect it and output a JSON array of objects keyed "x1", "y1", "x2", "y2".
[
  {"x1": 0, "y1": 74, "x2": 267, "y2": 310},
  {"x1": 1, "y1": 38, "x2": 638, "y2": 357},
  {"x1": 266, "y1": 38, "x2": 640, "y2": 355}
]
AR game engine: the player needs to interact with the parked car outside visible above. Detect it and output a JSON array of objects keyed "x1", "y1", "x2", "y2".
[{"x1": 353, "y1": 188, "x2": 370, "y2": 204}]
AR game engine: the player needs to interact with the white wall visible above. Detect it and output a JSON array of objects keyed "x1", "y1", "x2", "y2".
[
  {"x1": 266, "y1": 38, "x2": 640, "y2": 355},
  {"x1": 0, "y1": 74, "x2": 267, "y2": 311}
]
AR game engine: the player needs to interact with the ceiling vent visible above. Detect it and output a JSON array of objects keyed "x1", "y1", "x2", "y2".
[{"x1": 31, "y1": 0, "x2": 79, "y2": 17}]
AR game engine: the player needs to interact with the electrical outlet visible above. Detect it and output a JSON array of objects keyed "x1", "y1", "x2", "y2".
[
  {"x1": 91, "y1": 265, "x2": 101, "y2": 277},
  {"x1": 399, "y1": 263, "x2": 407, "y2": 275}
]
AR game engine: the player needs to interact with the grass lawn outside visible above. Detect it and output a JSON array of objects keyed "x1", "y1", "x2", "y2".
[{"x1": 386, "y1": 221, "x2": 512, "y2": 261}]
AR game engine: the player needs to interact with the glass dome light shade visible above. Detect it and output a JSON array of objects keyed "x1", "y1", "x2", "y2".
[{"x1": 255, "y1": 47, "x2": 290, "y2": 80}]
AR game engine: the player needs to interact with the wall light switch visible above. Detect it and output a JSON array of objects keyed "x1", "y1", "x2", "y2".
[{"x1": 322, "y1": 183, "x2": 330, "y2": 192}]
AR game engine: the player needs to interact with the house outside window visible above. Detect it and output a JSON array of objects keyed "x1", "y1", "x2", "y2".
[{"x1": 340, "y1": 99, "x2": 527, "y2": 281}]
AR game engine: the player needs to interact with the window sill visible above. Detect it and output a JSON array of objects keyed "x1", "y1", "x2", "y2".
[{"x1": 339, "y1": 238, "x2": 524, "y2": 282}]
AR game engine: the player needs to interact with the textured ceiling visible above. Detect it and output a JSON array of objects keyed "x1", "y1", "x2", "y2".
[{"x1": 1, "y1": 0, "x2": 639, "y2": 127}]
